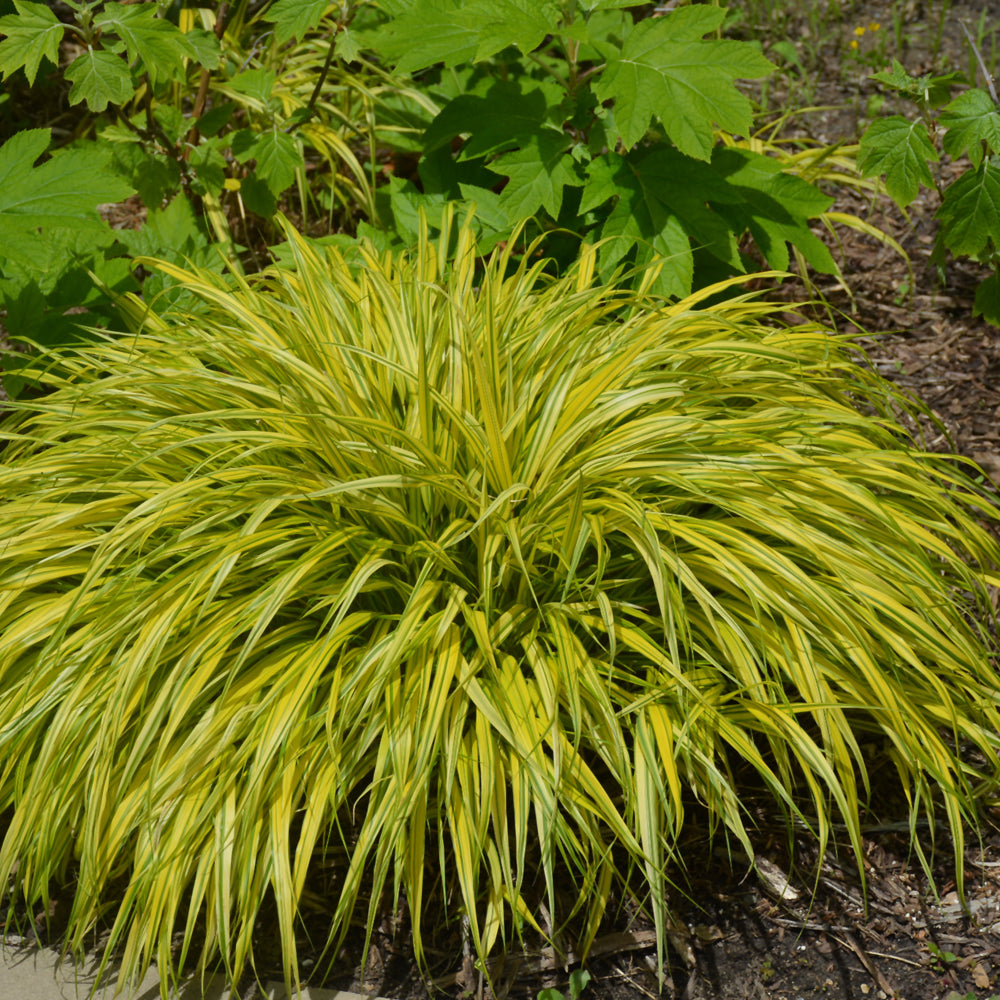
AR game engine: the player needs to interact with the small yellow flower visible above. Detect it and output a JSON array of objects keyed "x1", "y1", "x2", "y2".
[
  {"x1": 223, "y1": 178, "x2": 242, "y2": 192},
  {"x1": 850, "y1": 39, "x2": 859, "y2": 49},
  {"x1": 869, "y1": 21, "x2": 881, "y2": 31},
  {"x1": 854, "y1": 25, "x2": 866, "y2": 36}
]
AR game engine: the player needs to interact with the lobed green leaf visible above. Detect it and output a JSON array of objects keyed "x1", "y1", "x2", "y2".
[
  {"x1": 266, "y1": 0, "x2": 331, "y2": 45},
  {"x1": 857, "y1": 116, "x2": 938, "y2": 208},
  {"x1": 939, "y1": 88, "x2": 1000, "y2": 169},
  {"x1": 869, "y1": 59, "x2": 962, "y2": 108},
  {"x1": 225, "y1": 67, "x2": 277, "y2": 109},
  {"x1": 710, "y1": 146, "x2": 836, "y2": 273},
  {"x1": 250, "y1": 130, "x2": 304, "y2": 197},
  {"x1": 935, "y1": 160, "x2": 1000, "y2": 257},
  {"x1": 593, "y1": 7, "x2": 773, "y2": 158},
  {"x1": 973, "y1": 271, "x2": 1000, "y2": 323},
  {"x1": 580, "y1": 144, "x2": 833, "y2": 296},
  {"x1": 0, "y1": 0, "x2": 64, "y2": 85},
  {"x1": 95, "y1": 1, "x2": 202, "y2": 86},
  {"x1": 373, "y1": 0, "x2": 561, "y2": 72},
  {"x1": 0, "y1": 129, "x2": 134, "y2": 257},
  {"x1": 423, "y1": 77, "x2": 562, "y2": 160},
  {"x1": 491, "y1": 130, "x2": 584, "y2": 218},
  {"x1": 64, "y1": 48, "x2": 134, "y2": 111}
]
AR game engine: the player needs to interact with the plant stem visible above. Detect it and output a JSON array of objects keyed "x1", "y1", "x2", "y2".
[
  {"x1": 961, "y1": 18, "x2": 999, "y2": 103},
  {"x1": 186, "y1": 3, "x2": 230, "y2": 152},
  {"x1": 525, "y1": 50, "x2": 570, "y2": 91}
]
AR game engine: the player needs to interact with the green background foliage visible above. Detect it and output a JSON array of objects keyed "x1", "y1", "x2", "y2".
[{"x1": 0, "y1": 0, "x2": 849, "y2": 395}]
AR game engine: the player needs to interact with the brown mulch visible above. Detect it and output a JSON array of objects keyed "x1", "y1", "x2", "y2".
[
  {"x1": 808, "y1": 167, "x2": 1000, "y2": 492},
  {"x1": 765, "y1": 0, "x2": 1000, "y2": 494}
]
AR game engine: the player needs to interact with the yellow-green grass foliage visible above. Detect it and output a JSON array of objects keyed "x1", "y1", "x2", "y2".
[{"x1": 1, "y1": 217, "x2": 999, "y2": 996}]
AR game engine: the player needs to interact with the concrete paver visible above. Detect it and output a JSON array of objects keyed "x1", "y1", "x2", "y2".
[{"x1": 0, "y1": 939, "x2": 374, "y2": 1000}]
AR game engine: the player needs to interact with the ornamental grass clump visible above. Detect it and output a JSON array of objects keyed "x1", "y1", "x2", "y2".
[{"x1": 1, "y1": 216, "x2": 999, "y2": 995}]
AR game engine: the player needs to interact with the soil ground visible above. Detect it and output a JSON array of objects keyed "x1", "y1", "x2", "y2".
[{"x1": 278, "y1": 819, "x2": 1000, "y2": 1000}]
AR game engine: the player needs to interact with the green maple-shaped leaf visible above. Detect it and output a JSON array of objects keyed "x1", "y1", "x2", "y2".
[
  {"x1": 580, "y1": 143, "x2": 833, "y2": 298},
  {"x1": 253, "y1": 131, "x2": 303, "y2": 196},
  {"x1": 869, "y1": 59, "x2": 962, "y2": 108},
  {"x1": 375, "y1": 0, "x2": 478, "y2": 69},
  {"x1": 232, "y1": 129, "x2": 303, "y2": 196},
  {"x1": 95, "y1": 2, "x2": 199, "y2": 85},
  {"x1": 65, "y1": 48, "x2": 134, "y2": 111},
  {"x1": 423, "y1": 78, "x2": 562, "y2": 160},
  {"x1": 584, "y1": 153, "x2": 694, "y2": 298},
  {"x1": 373, "y1": 0, "x2": 561, "y2": 73},
  {"x1": 335, "y1": 27, "x2": 360, "y2": 62},
  {"x1": 709, "y1": 146, "x2": 836, "y2": 274},
  {"x1": 857, "y1": 116, "x2": 938, "y2": 208},
  {"x1": 581, "y1": 148, "x2": 743, "y2": 297},
  {"x1": 578, "y1": 153, "x2": 622, "y2": 214},
  {"x1": 266, "y1": 0, "x2": 330, "y2": 44},
  {"x1": 0, "y1": 0, "x2": 64, "y2": 85},
  {"x1": 0, "y1": 129, "x2": 134, "y2": 268},
  {"x1": 467, "y1": 0, "x2": 562, "y2": 61},
  {"x1": 868, "y1": 59, "x2": 919, "y2": 95},
  {"x1": 183, "y1": 27, "x2": 222, "y2": 70},
  {"x1": 593, "y1": 5, "x2": 772, "y2": 159},
  {"x1": 936, "y1": 160, "x2": 1000, "y2": 257},
  {"x1": 940, "y1": 89, "x2": 1000, "y2": 169},
  {"x1": 588, "y1": 146, "x2": 740, "y2": 261},
  {"x1": 0, "y1": 225, "x2": 118, "y2": 299},
  {"x1": 491, "y1": 130, "x2": 583, "y2": 218}
]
